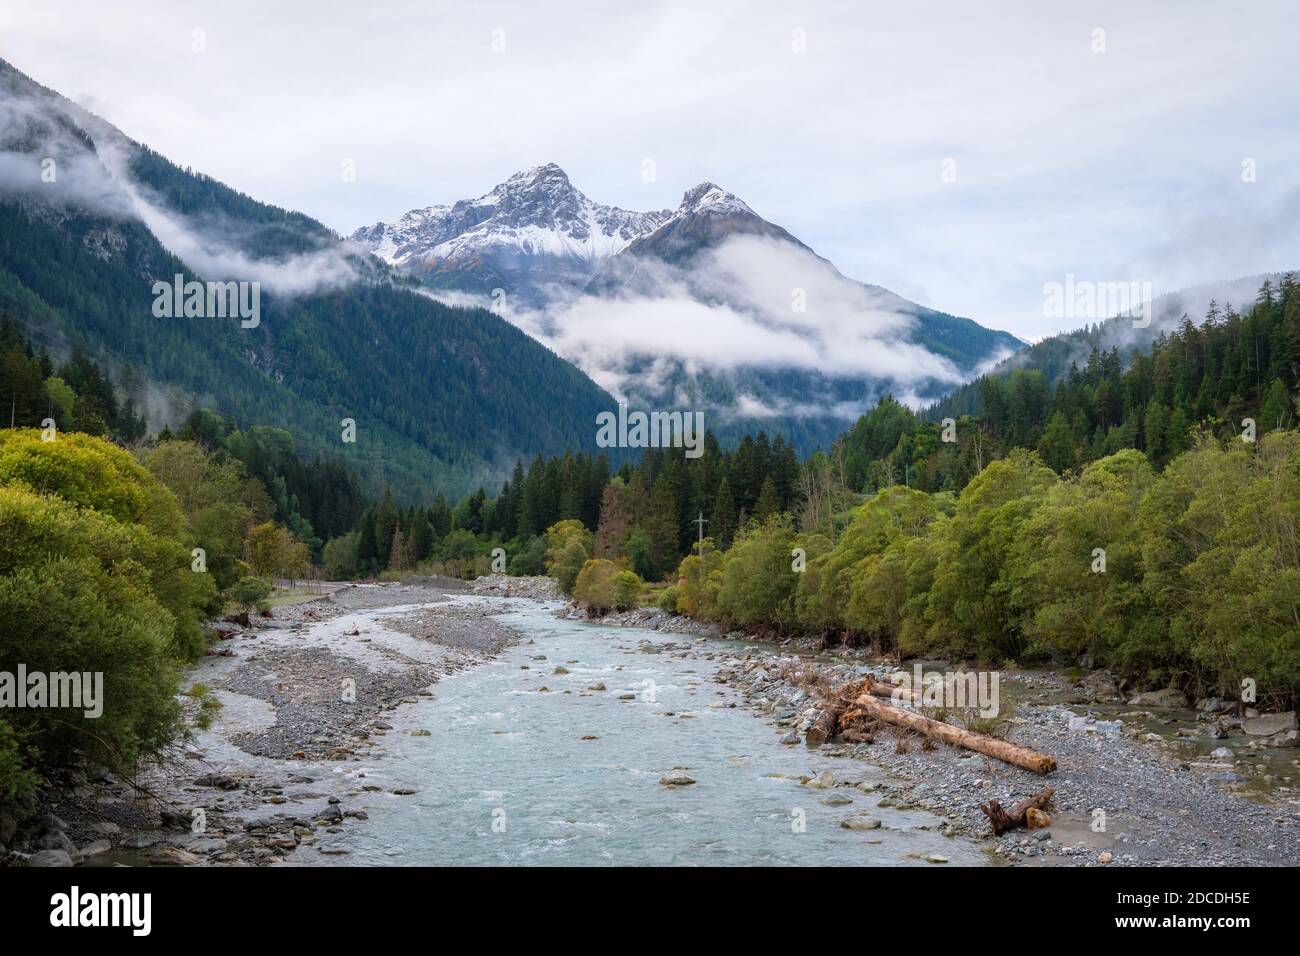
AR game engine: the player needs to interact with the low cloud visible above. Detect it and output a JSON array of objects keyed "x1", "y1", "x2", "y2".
[
  {"x1": 430, "y1": 233, "x2": 966, "y2": 416},
  {"x1": 0, "y1": 75, "x2": 364, "y2": 297}
]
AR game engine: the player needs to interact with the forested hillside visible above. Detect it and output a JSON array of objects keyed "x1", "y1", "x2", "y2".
[
  {"x1": 839, "y1": 276, "x2": 1300, "y2": 493},
  {"x1": 0, "y1": 57, "x2": 620, "y2": 500}
]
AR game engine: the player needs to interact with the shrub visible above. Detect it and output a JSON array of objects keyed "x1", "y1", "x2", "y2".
[
  {"x1": 656, "y1": 585, "x2": 679, "y2": 613},
  {"x1": 0, "y1": 485, "x2": 184, "y2": 791},
  {"x1": 573, "y1": 559, "x2": 642, "y2": 612},
  {"x1": 713, "y1": 515, "x2": 802, "y2": 633},
  {"x1": 507, "y1": 535, "x2": 548, "y2": 576},
  {"x1": 544, "y1": 520, "x2": 593, "y2": 595},
  {"x1": 226, "y1": 575, "x2": 273, "y2": 613}
]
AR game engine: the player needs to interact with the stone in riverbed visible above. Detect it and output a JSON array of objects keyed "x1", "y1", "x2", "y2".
[
  {"x1": 840, "y1": 815, "x2": 881, "y2": 830},
  {"x1": 27, "y1": 849, "x2": 73, "y2": 867},
  {"x1": 151, "y1": 846, "x2": 203, "y2": 865},
  {"x1": 804, "y1": 771, "x2": 835, "y2": 789},
  {"x1": 659, "y1": 774, "x2": 696, "y2": 787},
  {"x1": 1243, "y1": 711, "x2": 1297, "y2": 737},
  {"x1": 1127, "y1": 688, "x2": 1188, "y2": 708},
  {"x1": 780, "y1": 731, "x2": 800, "y2": 745},
  {"x1": 194, "y1": 773, "x2": 239, "y2": 790},
  {"x1": 1260, "y1": 729, "x2": 1298, "y2": 748}
]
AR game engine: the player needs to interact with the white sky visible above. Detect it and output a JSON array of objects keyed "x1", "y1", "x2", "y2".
[{"x1": 2, "y1": 0, "x2": 1298, "y2": 340}]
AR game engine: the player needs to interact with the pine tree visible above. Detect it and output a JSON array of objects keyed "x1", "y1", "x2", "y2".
[
  {"x1": 388, "y1": 522, "x2": 407, "y2": 573},
  {"x1": 711, "y1": 477, "x2": 737, "y2": 551},
  {"x1": 753, "y1": 476, "x2": 781, "y2": 521},
  {"x1": 1260, "y1": 378, "x2": 1292, "y2": 431}
]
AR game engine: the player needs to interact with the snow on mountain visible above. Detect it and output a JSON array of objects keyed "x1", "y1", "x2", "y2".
[
  {"x1": 350, "y1": 163, "x2": 676, "y2": 300},
  {"x1": 351, "y1": 164, "x2": 1025, "y2": 452}
]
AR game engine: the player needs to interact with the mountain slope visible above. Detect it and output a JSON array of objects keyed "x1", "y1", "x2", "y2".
[
  {"x1": 926, "y1": 273, "x2": 1292, "y2": 421},
  {"x1": 0, "y1": 58, "x2": 617, "y2": 498},
  {"x1": 355, "y1": 167, "x2": 1024, "y2": 453}
]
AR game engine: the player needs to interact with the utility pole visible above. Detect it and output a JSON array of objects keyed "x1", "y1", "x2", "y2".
[{"x1": 693, "y1": 511, "x2": 708, "y2": 557}]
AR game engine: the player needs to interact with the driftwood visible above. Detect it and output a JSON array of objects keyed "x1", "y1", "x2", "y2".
[
  {"x1": 849, "y1": 692, "x2": 1057, "y2": 774},
  {"x1": 860, "y1": 674, "x2": 920, "y2": 706},
  {"x1": 806, "y1": 701, "x2": 846, "y2": 745},
  {"x1": 979, "y1": 787, "x2": 1056, "y2": 834}
]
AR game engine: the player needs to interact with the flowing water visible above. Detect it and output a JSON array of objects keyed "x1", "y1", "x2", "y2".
[{"x1": 293, "y1": 597, "x2": 985, "y2": 866}]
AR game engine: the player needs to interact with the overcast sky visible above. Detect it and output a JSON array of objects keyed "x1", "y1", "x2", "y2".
[{"x1": 3, "y1": 0, "x2": 1298, "y2": 339}]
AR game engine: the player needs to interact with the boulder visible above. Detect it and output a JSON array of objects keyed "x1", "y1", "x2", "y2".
[
  {"x1": 840, "y1": 815, "x2": 882, "y2": 831},
  {"x1": 1076, "y1": 670, "x2": 1121, "y2": 699},
  {"x1": 1127, "y1": 688, "x2": 1188, "y2": 708},
  {"x1": 1026, "y1": 808, "x2": 1052, "y2": 829},
  {"x1": 804, "y1": 771, "x2": 836, "y2": 789},
  {"x1": 27, "y1": 849, "x2": 73, "y2": 867},
  {"x1": 659, "y1": 774, "x2": 695, "y2": 787},
  {"x1": 1242, "y1": 711, "x2": 1297, "y2": 737},
  {"x1": 79, "y1": 840, "x2": 112, "y2": 858},
  {"x1": 1260, "y1": 729, "x2": 1298, "y2": 748}
]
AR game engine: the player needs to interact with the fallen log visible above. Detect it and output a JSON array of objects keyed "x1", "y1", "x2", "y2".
[
  {"x1": 861, "y1": 674, "x2": 920, "y2": 706},
  {"x1": 979, "y1": 787, "x2": 1055, "y2": 834},
  {"x1": 850, "y1": 693, "x2": 1057, "y2": 774},
  {"x1": 806, "y1": 700, "x2": 846, "y2": 745}
]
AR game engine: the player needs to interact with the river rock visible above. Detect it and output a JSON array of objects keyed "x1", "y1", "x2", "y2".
[
  {"x1": 804, "y1": 771, "x2": 835, "y2": 789},
  {"x1": 1026, "y1": 808, "x2": 1052, "y2": 829},
  {"x1": 1242, "y1": 711, "x2": 1297, "y2": 737},
  {"x1": 38, "y1": 831, "x2": 73, "y2": 851},
  {"x1": 1210, "y1": 746, "x2": 1234, "y2": 759},
  {"x1": 27, "y1": 849, "x2": 73, "y2": 867},
  {"x1": 1259, "y1": 729, "x2": 1298, "y2": 748},
  {"x1": 780, "y1": 731, "x2": 800, "y2": 745},
  {"x1": 78, "y1": 839, "x2": 112, "y2": 858},
  {"x1": 1077, "y1": 670, "x2": 1120, "y2": 699},
  {"x1": 840, "y1": 815, "x2": 881, "y2": 830},
  {"x1": 659, "y1": 774, "x2": 696, "y2": 787},
  {"x1": 152, "y1": 846, "x2": 203, "y2": 865},
  {"x1": 1127, "y1": 688, "x2": 1188, "y2": 708},
  {"x1": 194, "y1": 773, "x2": 239, "y2": 790}
]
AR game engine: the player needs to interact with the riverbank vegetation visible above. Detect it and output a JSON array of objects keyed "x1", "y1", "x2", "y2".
[{"x1": 3, "y1": 276, "x2": 1297, "y2": 800}]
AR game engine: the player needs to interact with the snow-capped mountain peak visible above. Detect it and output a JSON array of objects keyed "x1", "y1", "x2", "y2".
[
  {"x1": 349, "y1": 165, "x2": 675, "y2": 297},
  {"x1": 677, "y1": 182, "x2": 753, "y2": 216}
]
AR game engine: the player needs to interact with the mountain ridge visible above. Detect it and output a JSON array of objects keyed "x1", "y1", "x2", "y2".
[
  {"x1": 352, "y1": 164, "x2": 1025, "y2": 452},
  {"x1": 0, "y1": 58, "x2": 621, "y2": 499}
]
